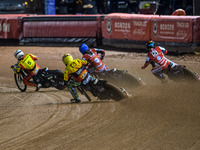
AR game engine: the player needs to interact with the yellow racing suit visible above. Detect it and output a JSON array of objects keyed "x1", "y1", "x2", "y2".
[
  {"x1": 64, "y1": 59, "x2": 89, "y2": 100},
  {"x1": 13, "y1": 53, "x2": 41, "y2": 87}
]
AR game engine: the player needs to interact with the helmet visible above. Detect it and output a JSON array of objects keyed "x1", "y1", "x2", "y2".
[
  {"x1": 14, "y1": 49, "x2": 24, "y2": 60},
  {"x1": 62, "y1": 53, "x2": 73, "y2": 66},
  {"x1": 79, "y1": 43, "x2": 89, "y2": 54},
  {"x1": 146, "y1": 40, "x2": 155, "y2": 50}
]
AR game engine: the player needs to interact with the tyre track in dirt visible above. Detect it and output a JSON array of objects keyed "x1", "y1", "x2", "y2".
[
  {"x1": 0, "y1": 86, "x2": 122, "y2": 149},
  {"x1": 0, "y1": 88, "x2": 59, "y2": 146},
  {"x1": 0, "y1": 83, "x2": 99, "y2": 150},
  {"x1": 0, "y1": 79, "x2": 126, "y2": 150}
]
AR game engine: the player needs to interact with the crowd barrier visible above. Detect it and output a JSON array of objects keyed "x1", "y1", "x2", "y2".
[{"x1": 0, "y1": 13, "x2": 200, "y2": 53}]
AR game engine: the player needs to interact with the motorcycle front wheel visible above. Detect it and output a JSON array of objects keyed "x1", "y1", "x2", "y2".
[{"x1": 14, "y1": 73, "x2": 27, "y2": 92}]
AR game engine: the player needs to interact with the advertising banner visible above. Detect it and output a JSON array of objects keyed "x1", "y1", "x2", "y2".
[
  {"x1": 151, "y1": 16, "x2": 193, "y2": 42},
  {"x1": 102, "y1": 13, "x2": 155, "y2": 41}
]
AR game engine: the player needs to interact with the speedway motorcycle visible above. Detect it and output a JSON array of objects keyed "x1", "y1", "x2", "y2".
[
  {"x1": 11, "y1": 65, "x2": 66, "y2": 92},
  {"x1": 87, "y1": 55, "x2": 143, "y2": 89},
  {"x1": 164, "y1": 65, "x2": 200, "y2": 82}
]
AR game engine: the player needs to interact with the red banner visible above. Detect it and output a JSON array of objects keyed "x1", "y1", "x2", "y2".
[
  {"x1": 193, "y1": 17, "x2": 200, "y2": 42},
  {"x1": 151, "y1": 16, "x2": 193, "y2": 42},
  {"x1": 0, "y1": 14, "x2": 26, "y2": 39},
  {"x1": 103, "y1": 13, "x2": 154, "y2": 41}
]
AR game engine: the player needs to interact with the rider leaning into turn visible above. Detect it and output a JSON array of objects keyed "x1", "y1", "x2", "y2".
[
  {"x1": 141, "y1": 40, "x2": 177, "y2": 83},
  {"x1": 79, "y1": 43, "x2": 110, "y2": 73},
  {"x1": 62, "y1": 53, "x2": 96, "y2": 103},
  {"x1": 12, "y1": 49, "x2": 42, "y2": 90}
]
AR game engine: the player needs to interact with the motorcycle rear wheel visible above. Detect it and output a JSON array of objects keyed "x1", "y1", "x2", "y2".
[
  {"x1": 94, "y1": 69, "x2": 141, "y2": 89},
  {"x1": 181, "y1": 66, "x2": 199, "y2": 81},
  {"x1": 98, "y1": 83, "x2": 127, "y2": 101}
]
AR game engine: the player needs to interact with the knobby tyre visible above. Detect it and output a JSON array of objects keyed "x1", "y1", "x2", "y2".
[
  {"x1": 101, "y1": 83, "x2": 127, "y2": 101},
  {"x1": 95, "y1": 70, "x2": 141, "y2": 89},
  {"x1": 182, "y1": 67, "x2": 199, "y2": 81}
]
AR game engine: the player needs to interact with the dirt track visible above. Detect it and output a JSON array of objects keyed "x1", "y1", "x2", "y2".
[{"x1": 0, "y1": 46, "x2": 200, "y2": 150}]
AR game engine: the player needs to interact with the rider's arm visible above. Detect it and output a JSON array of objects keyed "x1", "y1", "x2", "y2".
[
  {"x1": 141, "y1": 62, "x2": 149, "y2": 69},
  {"x1": 141, "y1": 57, "x2": 150, "y2": 69},
  {"x1": 11, "y1": 63, "x2": 21, "y2": 74},
  {"x1": 159, "y1": 46, "x2": 168, "y2": 54},
  {"x1": 29, "y1": 54, "x2": 38, "y2": 61},
  {"x1": 94, "y1": 48, "x2": 105, "y2": 60},
  {"x1": 150, "y1": 60, "x2": 156, "y2": 67},
  {"x1": 80, "y1": 59, "x2": 88, "y2": 66},
  {"x1": 18, "y1": 62, "x2": 25, "y2": 70},
  {"x1": 64, "y1": 70, "x2": 70, "y2": 81}
]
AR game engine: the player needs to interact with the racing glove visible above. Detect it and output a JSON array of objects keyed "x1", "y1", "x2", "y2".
[{"x1": 11, "y1": 64, "x2": 20, "y2": 74}]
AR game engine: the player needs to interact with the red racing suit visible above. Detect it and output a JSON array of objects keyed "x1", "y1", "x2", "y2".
[
  {"x1": 142, "y1": 46, "x2": 177, "y2": 82},
  {"x1": 17, "y1": 54, "x2": 41, "y2": 86},
  {"x1": 82, "y1": 48, "x2": 109, "y2": 72},
  {"x1": 143, "y1": 46, "x2": 172, "y2": 70}
]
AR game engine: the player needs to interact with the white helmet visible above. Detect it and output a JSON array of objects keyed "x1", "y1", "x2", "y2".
[{"x1": 14, "y1": 50, "x2": 24, "y2": 60}]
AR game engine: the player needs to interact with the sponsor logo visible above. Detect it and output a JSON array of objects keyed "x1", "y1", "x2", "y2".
[
  {"x1": 106, "y1": 19, "x2": 112, "y2": 34},
  {"x1": 114, "y1": 22, "x2": 130, "y2": 29},
  {"x1": 77, "y1": 68, "x2": 83, "y2": 75},
  {"x1": 153, "y1": 21, "x2": 157, "y2": 37},
  {"x1": 114, "y1": 21, "x2": 131, "y2": 33},
  {"x1": 133, "y1": 29, "x2": 145, "y2": 35},
  {"x1": 157, "y1": 56, "x2": 161, "y2": 61},
  {"x1": 94, "y1": 57, "x2": 100, "y2": 63},
  {"x1": 159, "y1": 23, "x2": 175, "y2": 35},
  {"x1": 160, "y1": 24, "x2": 174, "y2": 31},
  {"x1": 80, "y1": 70, "x2": 87, "y2": 79},
  {"x1": 133, "y1": 21, "x2": 147, "y2": 27},
  {"x1": 177, "y1": 22, "x2": 189, "y2": 28},
  {"x1": 151, "y1": 49, "x2": 158, "y2": 57}
]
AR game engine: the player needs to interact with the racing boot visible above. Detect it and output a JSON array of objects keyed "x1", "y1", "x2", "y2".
[
  {"x1": 152, "y1": 70, "x2": 168, "y2": 84},
  {"x1": 35, "y1": 83, "x2": 42, "y2": 91},
  {"x1": 70, "y1": 98, "x2": 81, "y2": 103}
]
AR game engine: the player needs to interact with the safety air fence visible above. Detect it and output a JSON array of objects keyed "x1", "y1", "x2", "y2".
[{"x1": 0, "y1": 13, "x2": 200, "y2": 53}]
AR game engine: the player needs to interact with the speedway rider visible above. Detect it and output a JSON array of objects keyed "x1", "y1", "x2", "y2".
[
  {"x1": 141, "y1": 40, "x2": 177, "y2": 83},
  {"x1": 79, "y1": 43, "x2": 110, "y2": 73},
  {"x1": 11, "y1": 50, "x2": 42, "y2": 91},
  {"x1": 62, "y1": 53, "x2": 96, "y2": 103}
]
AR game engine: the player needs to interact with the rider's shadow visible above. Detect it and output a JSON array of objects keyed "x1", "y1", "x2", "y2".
[{"x1": 36, "y1": 100, "x2": 116, "y2": 106}]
